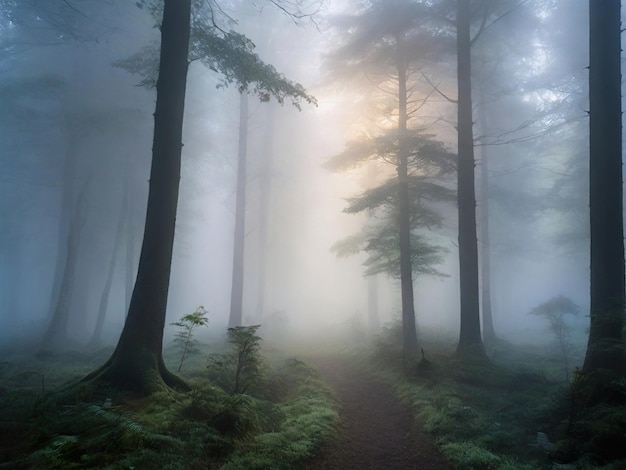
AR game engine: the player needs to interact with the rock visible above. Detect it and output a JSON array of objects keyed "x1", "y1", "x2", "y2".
[{"x1": 537, "y1": 431, "x2": 556, "y2": 453}]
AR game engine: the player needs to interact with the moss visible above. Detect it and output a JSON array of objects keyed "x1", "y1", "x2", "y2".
[
  {"x1": 1, "y1": 346, "x2": 339, "y2": 470},
  {"x1": 442, "y1": 441, "x2": 501, "y2": 469},
  {"x1": 219, "y1": 360, "x2": 339, "y2": 470},
  {"x1": 369, "y1": 339, "x2": 565, "y2": 470}
]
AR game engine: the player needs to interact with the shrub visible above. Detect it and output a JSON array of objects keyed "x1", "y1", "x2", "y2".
[
  {"x1": 207, "y1": 325, "x2": 264, "y2": 395},
  {"x1": 442, "y1": 441, "x2": 501, "y2": 470},
  {"x1": 170, "y1": 306, "x2": 209, "y2": 372}
]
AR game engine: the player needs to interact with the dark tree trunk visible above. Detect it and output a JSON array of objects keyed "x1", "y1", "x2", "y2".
[
  {"x1": 125, "y1": 170, "x2": 135, "y2": 313},
  {"x1": 583, "y1": 0, "x2": 624, "y2": 374},
  {"x1": 89, "y1": 184, "x2": 127, "y2": 349},
  {"x1": 41, "y1": 178, "x2": 90, "y2": 349},
  {"x1": 1, "y1": 221, "x2": 22, "y2": 339},
  {"x1": 254, "y1": 100, "x2": 275, "y2": 320},
  {"x1": 396, "y1": 53, "x2": 419, "y2": 360},
  {"x1": 479, "y1": 143, "x2": 496, "y2": 344},
  {"x1": 476, "y1": 86, "x2": 496, "y2": 345},
  {"x1": 45, "y1": 121, "x2": 77, "y2": 333},
  {"x1": 228, "y1": 92, "x2": 249, "y2": 328},
  {"x1": 83, "y1": 0, "x2": 191, "y2": 393},
  {"x1": 455, "y1": 0, "x2": 485, "y2": 357}
]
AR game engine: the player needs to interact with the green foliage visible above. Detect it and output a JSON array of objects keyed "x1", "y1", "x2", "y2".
[
  {"x1": 208, "y1": 325, "x2": 264, "y2": 395},
  {"x1": 363, "y1": 226, "x2": 448, "y2": 278},
  {"x1": 325, "y1": 132, "x2": 457, "y2": 174},
  {"x1": 327, "y1": 132, "x2": 456, "y2": 280},
  {"x1": 191, "y1": 29, "x2": 316, "y2": 109},
  {"x1": 2, "y1": 399, "x2": 192, "y2": 469},
  {"x1": 442, "y1": 441, "x2": 501, "y2": 470},
  {"x1": 530, "y1": 295, "x2": 579, "y2": 333},
  {"x1": 557, "y1": 369, "x2": 626, "y2": 465},
  {"x1": 1, "y1": 350, "x2": 338, "y2": 469},
  {"x1": 530, "y1": 295, "x2": 580, "y2": 383},
  {"x1": 344, "y1": 175, "x2": 456, "y2": 214},
  {"x1": 331, "y1": 206, "x2": 450, "y2": 279},
  {"x1": 170, "y1": 306, "x2": 209, "y2": 372},
  {"x1": 369, "y1": 338, "x2": 567, "y2": 469},
  {"x1": 116, "y1": 3, "x2": 317, "y2": 109},
  {"x1": 371, "y1": 320, "x2": 405, "y2": 368},
  {"x1": 219, "y1": 359, "x2": 338, "y2": 470}
]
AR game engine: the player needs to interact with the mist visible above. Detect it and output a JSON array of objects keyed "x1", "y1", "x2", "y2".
[
  {"x1": 0, "y1": 0, "x2": 599, "y2": 353},
  {"x1": 3, "y1": 1, "x2": 626, "y2": 468}
]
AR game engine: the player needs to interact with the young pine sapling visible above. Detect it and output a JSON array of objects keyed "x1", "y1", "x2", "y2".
[
  {"x1": 171, "y1": 306, "x2": 209, "y2": 372},
  {"x1": 208, "y1": 325, "x2": 263, "y2": 395}
]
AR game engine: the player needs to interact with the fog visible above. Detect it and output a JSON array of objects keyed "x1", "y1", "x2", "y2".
[{"x1": 0, "y1": 0, "x2": 601, "y2": 354}]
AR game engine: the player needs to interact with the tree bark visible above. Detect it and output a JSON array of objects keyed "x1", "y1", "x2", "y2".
[
  {"x1": 396, "y1": 49, "x2": 419, "y2": 360},
  {"x1": 583, "y1": 0, "x2": 624, "y2": 374},
  {"x1": 44, "y1": 117, "x2": 77, "y2": 339},
  {"x1": 83, "y1": 0, "x2": 191, "y2": 393},
  {"x1": 455, "y1": 0, "x2": 485, "y2": 357},
  {"x1": 228, "y1": 92, "x2": 249, "y2": 328},
  {"x1": 479, "y1": 142, "x2": 496, "y2": 344},
  {"x1": 88, "y1": 183, "x2": 127, "y2": 349},
  {"x1": 254, "y1": 100, "x2": 275, "y2": 321},
  {"x1": 1, "y1": 220, "x2": 22, "y2": 340},
  {"x1": 476, "y1": 85, "x2": 496, "y2": 345},
  {"x1": 125, "y1": 169, "x2": 135, "y2": 314},
  {"x1": 41, "y1": 178, "x2": 90, "y2": 349}
]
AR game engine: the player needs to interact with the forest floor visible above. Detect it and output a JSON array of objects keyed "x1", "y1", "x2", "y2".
[{"x1": 306, "y1": 356, "x2": 453, "y2": 470}]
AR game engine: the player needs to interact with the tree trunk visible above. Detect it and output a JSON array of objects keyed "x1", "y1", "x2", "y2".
[
  {"x1": 83, "y1": 0, "x2": 191, "y2": 394},
  {"x1": 45, "y1": 118, "x2": 77, "y2": 334},
  {"x1": 254, "y1": 100, "x2": 275, "y2": 320},
  {"x1": 396, "y1": 51, "x2": 419, "y2": 361},
  {"x1": 479, "y1": 142, "x2": 496, "y2": 344},
  {"x1": 455, "y1": 0, "x2": 485, "y2": 357},
  {"x1": 476, "y1": 86, "x2": 496, "y2": 345},
  {"x1": 583, "y1": 0, "x2": 624, "y2": 374},
  {"x1": 41, "y1": 178, "x2": 90, "y2": 349},
  {"x1": 1, "y1": 220, "x2": 22, "y2": 340},
  {"x1": 125, "y1": 169, "x2": 135, "y2": 314},
  {"x1": 228, "y1": 92, "x2": 249, "y2": 328},
  {"x1": 88, "y1": 184, "x2": 127, "y2": 349}
]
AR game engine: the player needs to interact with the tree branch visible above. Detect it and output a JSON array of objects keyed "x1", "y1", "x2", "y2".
[{"x1": 419, "y1": 69, "x2": 457, "y2": 104}]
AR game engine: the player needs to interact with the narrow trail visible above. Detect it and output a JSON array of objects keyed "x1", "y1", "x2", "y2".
[{"x1": 307, "y1": 357, "x2": 453, "y2": 470}]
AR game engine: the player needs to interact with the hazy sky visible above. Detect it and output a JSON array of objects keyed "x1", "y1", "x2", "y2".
[{"x1": 0, "y1": 0, "x2": 596, "y2": 347}]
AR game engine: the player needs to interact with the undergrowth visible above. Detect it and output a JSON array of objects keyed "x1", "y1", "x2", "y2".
[
  {"x1": 0, "y1": 339, "x2": 338, "y2": 469},
  {"x1": 368, "y1": 323, "x2": 590, "y2": 470}
]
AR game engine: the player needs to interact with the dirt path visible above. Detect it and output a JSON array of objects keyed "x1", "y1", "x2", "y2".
[{"x1": 307, "y1": 357, "x2": 453, "y2": 470}]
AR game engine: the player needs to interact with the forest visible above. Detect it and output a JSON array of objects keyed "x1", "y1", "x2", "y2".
[{"x1": 0, "y1": 0, "x2": 625, "y2": 468}]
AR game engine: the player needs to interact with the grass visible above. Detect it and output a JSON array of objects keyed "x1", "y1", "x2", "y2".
[
  {"x1": 220, "y1": 360, "x2": 338, "y2": 469},
  {"x1": 366, "y1": 325, "x2": 589, "y2": 470},
  {"x1": 0, "y1": 344, "x2": 338, "y2": 469}
]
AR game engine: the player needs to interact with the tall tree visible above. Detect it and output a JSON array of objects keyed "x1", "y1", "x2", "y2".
[
  {"x1": 454, "y1": 0, "x2": 484, "y2": 356},
  {"x1": 477, "y1": 132, "x2": 496, "y2": 344},
  {"x1": 328, "y1": 133, "x2": 456, "y2": 356},
  {"x1": 88, "y1": 179, "x2": 128, "y2": 349},
  {"x1": 395, "y1": 32, "x2": 419, "y2": 358},
  {"x1": 325, "y1": 0, "x2": 451, "y2": 361},
  {"x1": 228, "y1": 91, "x2": 249, "y2": 328},
  {"x1": 254, "y1": 100, "x2": 276, "y2": 321},
  {"x1": 583, "y1": 0, "x2": 624, "y2": 375},
  {"x1": 83, "y1": 0, "x2": 192, "y2": 392},
  {"x1": 82, "y1": 0, "x2": 316, "y2": 393},
  {"x1": 41, "y1": 176, "x2": 91, "y2": 348}
]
